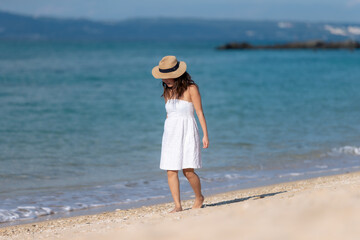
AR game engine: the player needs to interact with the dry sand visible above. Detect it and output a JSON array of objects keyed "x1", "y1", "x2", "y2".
[{"x1": 1, "y1": 171, "x2": 360, "y2": 240}]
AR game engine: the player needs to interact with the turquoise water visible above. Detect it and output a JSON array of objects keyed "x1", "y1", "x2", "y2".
[{"x1": 1, "y1": 40, "x2": 360, "y2": 224}]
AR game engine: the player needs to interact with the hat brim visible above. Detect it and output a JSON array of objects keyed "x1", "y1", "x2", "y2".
[{"x1": 152, "y1": 61, "x2": 187, "y2": 79}]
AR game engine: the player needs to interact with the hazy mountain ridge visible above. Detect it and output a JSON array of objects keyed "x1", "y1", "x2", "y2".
[{"x1": 0, "y1": 10, "x2": 360, "y2": 41}]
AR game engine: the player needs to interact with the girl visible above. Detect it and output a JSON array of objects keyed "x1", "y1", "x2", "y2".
[{"x1": 152, "y1": 55, "x2": 209, "y2": 213}]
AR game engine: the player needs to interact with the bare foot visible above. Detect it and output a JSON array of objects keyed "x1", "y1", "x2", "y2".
[
  {"x1": 169, "y1": 207, "x2": 183, "y2": 213},
  {"x1": 192, "y1": 195, "x2": 205, "y2": 209}
]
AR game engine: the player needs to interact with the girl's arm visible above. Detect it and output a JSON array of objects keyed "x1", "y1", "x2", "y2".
[{"x1": 189, "y1": 85, "x2": 209, "y2": 148}]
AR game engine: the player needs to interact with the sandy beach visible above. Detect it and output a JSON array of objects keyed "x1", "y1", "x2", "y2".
[{"x1": 1, "y1": 170, "x2": 360, "y2": 240}]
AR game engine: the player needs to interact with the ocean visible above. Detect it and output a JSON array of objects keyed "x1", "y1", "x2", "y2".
[{"x1": 0, "y1": 40, "x2": 360, "y2": 226}]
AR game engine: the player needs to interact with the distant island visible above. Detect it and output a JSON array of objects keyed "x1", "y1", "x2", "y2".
[
  {"x1": 217, "y1": 40, "x2": 360, "y2": 50},
  {"x1": 1, "y1": 10, "x2": 360, "y2": 41}
]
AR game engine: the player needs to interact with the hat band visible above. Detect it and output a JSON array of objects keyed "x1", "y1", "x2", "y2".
[{"x1": 159, "y1": 61, "x2": 180, "y2": 73}]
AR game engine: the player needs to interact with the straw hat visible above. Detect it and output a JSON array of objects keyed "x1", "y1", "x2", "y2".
[{"x1": 152, "y1": 55, "x2": 187, "y2": 79}]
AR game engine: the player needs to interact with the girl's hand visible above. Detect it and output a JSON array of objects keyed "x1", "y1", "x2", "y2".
[{"x1": 202, "y1": 135, "x2": 209, "y2": 148}]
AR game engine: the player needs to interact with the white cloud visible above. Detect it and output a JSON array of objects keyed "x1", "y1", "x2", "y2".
[
  {"x1": 324, "y1": 25, "x2": 347, "y2": 36},
  {"x1": 324, "y1": 25, "x2": 360, "y2": 36},
  {"x1": 278, "y1": 22, "x2": 293, "y2": 29},
  {"x1": 348, "y1": 26, "x2": 360, "y2": 35},
  {"x1": 246, "y1": 30, "x2": 255, "y2": 36}
]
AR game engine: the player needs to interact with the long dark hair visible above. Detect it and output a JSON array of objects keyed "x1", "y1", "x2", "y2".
[{"x1": 161, "y1": 71, "x2": 198, "y2": 100}]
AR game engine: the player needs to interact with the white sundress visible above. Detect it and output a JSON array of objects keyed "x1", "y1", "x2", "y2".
[{"x1": 160, "y1": 99, "x2": 202, "y2": 170}]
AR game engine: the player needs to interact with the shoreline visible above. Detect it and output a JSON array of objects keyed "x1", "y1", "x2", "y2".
[
  {"x1": 1, "y1": 169, "x2": 360, "y2": 239},
  {"x1": 1, "y1": 165, "x2": 359, "y2": 229}
]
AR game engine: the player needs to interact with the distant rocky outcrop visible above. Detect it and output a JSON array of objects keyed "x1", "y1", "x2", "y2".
[{"x1": 217, "y1": 40, "x2": 360, "y2": 50}]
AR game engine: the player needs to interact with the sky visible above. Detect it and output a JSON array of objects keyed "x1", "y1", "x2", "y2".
[{"x1": 0, "y1": 0, "x2": 360, "y2": 23}]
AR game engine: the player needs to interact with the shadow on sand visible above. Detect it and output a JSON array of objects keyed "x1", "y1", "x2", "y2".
[{"x1": 202, "y1": 191, "x2": 287, "y2": 208}]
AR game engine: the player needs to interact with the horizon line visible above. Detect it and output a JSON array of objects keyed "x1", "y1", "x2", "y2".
[{"x1": 1, "y1": 9, "x2": 359, "y2": 25}]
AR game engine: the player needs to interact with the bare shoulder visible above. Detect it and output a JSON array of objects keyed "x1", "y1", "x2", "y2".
[
  {"x1": 188, "y1": 84, "x2": 202, "y2": 108},
  {"x1": 188, "y1": 84, "x2": 200, "y2": 96}
]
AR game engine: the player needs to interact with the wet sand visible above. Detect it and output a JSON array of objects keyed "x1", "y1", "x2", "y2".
[{"x1": 1, "y1": 170, "x2": 360, "y2": 240}]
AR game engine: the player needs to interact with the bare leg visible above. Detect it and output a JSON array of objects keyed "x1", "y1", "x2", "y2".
[
  {"x1": 167, "y1": 170, "x2": 183, "y2": 213},
  {"x1": 183, "y1": 168, "x2": 204, "y2": 208}
]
